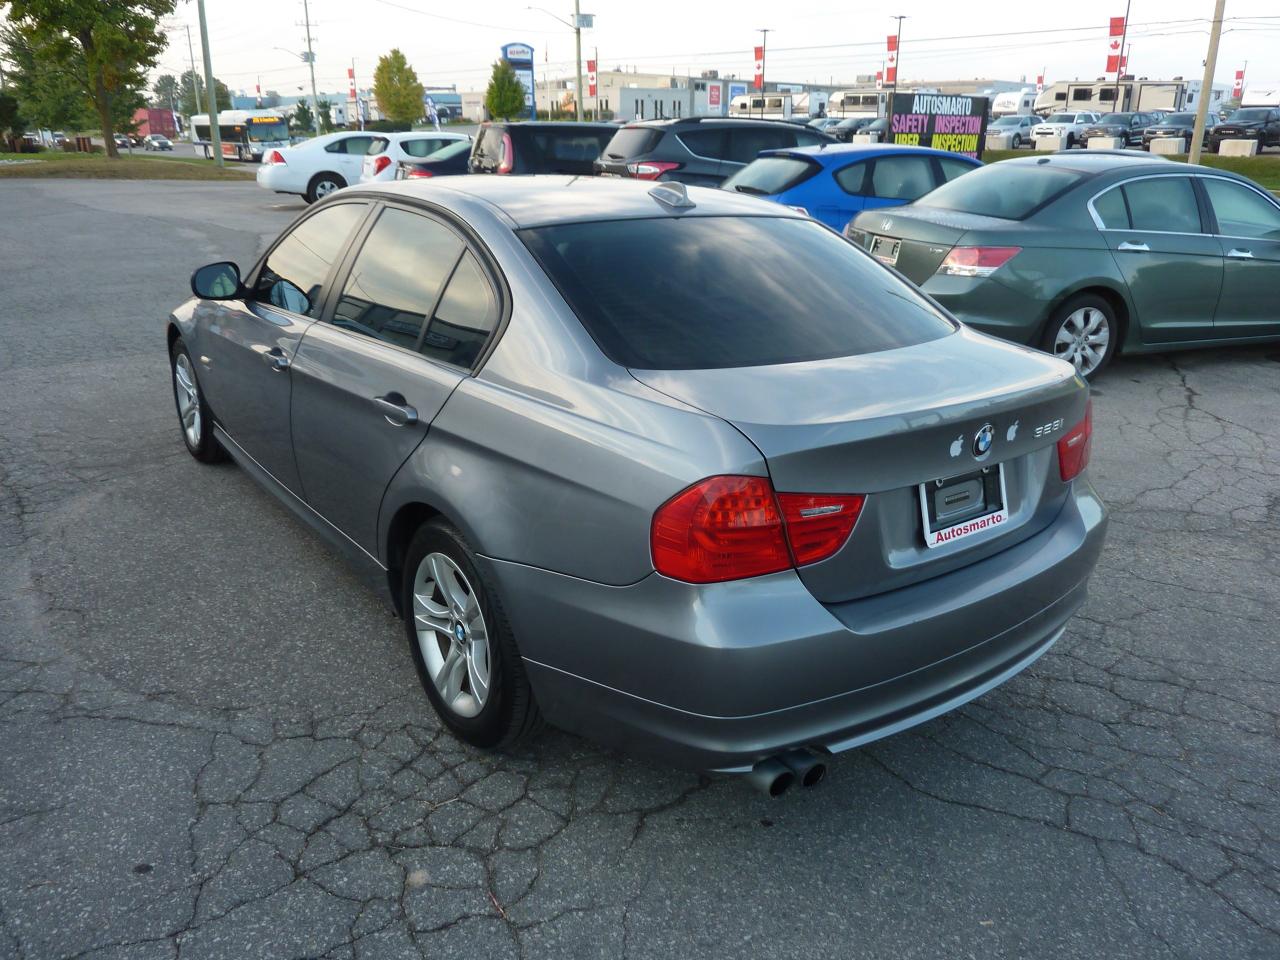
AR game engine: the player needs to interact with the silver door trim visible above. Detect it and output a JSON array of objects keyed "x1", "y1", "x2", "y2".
[{"x1": 213, "y1": 424, "x2": 387, "y2": 571}]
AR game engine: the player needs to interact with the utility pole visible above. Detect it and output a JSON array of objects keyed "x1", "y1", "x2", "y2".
[
  {"x1": 573, "y1": 0, "x2": 584, "y2": 121},
  {"x1": 757, "y1": 28, "x2": 770, "y2": 118},
  {"x1": 1113, "y1": 0, "x2": 1131, "y2": 110},
  {"x1": 301, "y1": 0, "x2": 321, "y2": 134},
  {"x1": 196, "y1": 0, "x2": 222, "y2": 165},
  {"x1": 890, "y1": 15, "x2": 906, "y2": 101},
  {"x1": 185, "y1": 24, "x2": 202, "y2": 117},
  {"x1": 594, "y1": 45, "x2": 600, "y2": 120},
  {"x1": 1189, "y1": 0, "x2": 1227, "y2": 166}
]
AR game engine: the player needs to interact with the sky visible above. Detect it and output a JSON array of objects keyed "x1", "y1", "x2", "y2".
[{"x1": 152, "y1": 0, "x2": 1279, "y2": 98}]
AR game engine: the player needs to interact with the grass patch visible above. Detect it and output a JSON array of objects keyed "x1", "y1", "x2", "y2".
[
  {"x1": 982, "y1": 147, "x2": 1280, "y2": 190},
  {"x1": 0, "y1": 151, "x2": 254, "y2": 180}
]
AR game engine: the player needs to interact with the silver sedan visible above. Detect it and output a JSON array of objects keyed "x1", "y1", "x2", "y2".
[{"x1": 167, "y1": 176, "x2": 1106, "y2": 795}]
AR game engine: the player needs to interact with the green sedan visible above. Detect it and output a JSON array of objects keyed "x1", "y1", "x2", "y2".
[{"x1": 847, "y1": 152, "x2": 1280, "y2": 378}]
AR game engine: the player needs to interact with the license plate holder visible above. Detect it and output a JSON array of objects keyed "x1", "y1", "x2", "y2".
[
  {"x1": 919, "y1": 464, "x2": 1009, "y2": 549},
  {"x1": 870, "y1": 235, "x2": 901, "y2": 266}
]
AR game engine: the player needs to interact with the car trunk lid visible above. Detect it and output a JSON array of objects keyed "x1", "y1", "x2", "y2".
[
  {"x1": 848, "y1": 206, "x2": 1014, "y2": 285},
  {"x1": 631, "y1": 327, "x2": 1086, "y2": 604}
]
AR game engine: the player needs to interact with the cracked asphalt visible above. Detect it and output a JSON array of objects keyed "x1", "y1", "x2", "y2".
[{"x1": 1, "y1": 179, "x2": 1279, "y2": 960}]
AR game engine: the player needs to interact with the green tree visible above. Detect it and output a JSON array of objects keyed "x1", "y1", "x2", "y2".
[
  {"x1": 176, "y1": 69, "x2": 230, "y2": 118},
  {"x1": 0, "y1": 90, "x2": 25, "y2": 145},
  {"x1": 0, "y1": 17, "x2": 92, "y2": 131},
  {"x1": 372, "y1": 48, "x2": 423, "y2": 126},
  {"x1": 5, "y1": 0, "x2": 176, "y2": 157},
  {"x1": 484, "y1": 60, "x2": 525, "y2": 120},
  {"x1": 290, "y1": 98, "x2": 313, "y2": 133},
  {"x1": 151, "y1": 72, "x2": 179, "y2": 109},
  {"x1": 316, "y1": 96, "x2": 334, "y2": 133}
]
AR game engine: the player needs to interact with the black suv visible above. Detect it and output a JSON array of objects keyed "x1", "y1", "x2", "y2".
[
  {"x1": 593, "y1": 117, "x2": 835, "y2": 186},
  {"x1": 469, "y1": 121, "x2": 616, "y2": 176},
  {"x1": 1208, "y1": 108, "x2": 1280, "y2": 153}
]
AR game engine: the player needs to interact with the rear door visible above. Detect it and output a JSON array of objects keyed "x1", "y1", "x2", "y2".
[
  {"x1": 1093, "y1": 175, "x2": 1222, "y2": 343},
  {"x1": 671, "y1": 128, "x2": 729, "y2": 184},
  {"x1": 200, "y1": 200, "x2": 370, "y2": 493},
  {"x1": 723, "y1": 126, "x2": 794, "y2": 180},
  {"x1": 289, "y1": 203, "x2": 502, "y2": 552},
  {"x1": 325, "y1": 134, "x2": 379, "y2": 182},
  {"x1": 1201, "y1": 176, "x2": 1280, "y2": 339}
]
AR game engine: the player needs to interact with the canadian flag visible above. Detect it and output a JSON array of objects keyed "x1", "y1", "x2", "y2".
[
  {"x1": 1036, "y1": 74, "x2": 1045, "y2": 94},
  {"x1": 875, "y1": 70, "x2": 883, "y2": 90},
  {"x1": 1105, "y1": 16, "x2": 1125, "y2": 74},
  {"x1": 753, "y1": 46, "x2": 764, "y2": 90},
  {"x1": 347, "y1": 67, "x2": 356, "y2": 102},
  {"x1": 1233, "y1": 69, "x2": 1245, "y2": 98},
  {"x1": 885, "y1": 35, "x2": 898, "y2": 85},
  {"x1": 587, "y1": 59, "x2": 597, "y2": 97}
]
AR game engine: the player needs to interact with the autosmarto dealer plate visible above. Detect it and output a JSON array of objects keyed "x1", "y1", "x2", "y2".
[{"x1": 918, "y1": 463, "x2": 1009, "y2": 549}]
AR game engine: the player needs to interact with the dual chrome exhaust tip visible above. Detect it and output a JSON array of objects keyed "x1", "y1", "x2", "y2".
[{"x1": 745, "y1": 749, "x2": 828, "y2": 797}]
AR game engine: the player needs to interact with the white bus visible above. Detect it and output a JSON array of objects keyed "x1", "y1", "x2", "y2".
[{"x1": 191, "y1": 109, "x2": 290, "y2": 162}]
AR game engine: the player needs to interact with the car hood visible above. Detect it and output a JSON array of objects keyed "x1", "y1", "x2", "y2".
[{"x1": 1217, "y1": 122, "x2": 1263, "y2": 131}]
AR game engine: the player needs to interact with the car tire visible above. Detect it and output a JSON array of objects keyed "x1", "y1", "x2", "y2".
[
  {"x1": 402, "y1": 519, "x2": 542, "y2": 749},
  {"x1": 304, "y1": 172, "x2": 345, "y2": 204},
  {"x1": 1065, "y1": 133, "x2": 1075, "y2": 149},
  {"x1": 1040, "y1": 294, "x2": 1118, "y2": 381},
  {"x1": 169, "y1": 338, "x2": 226, "y2": 463},
  {"x1": 1012, "y1": 134, "x2": 1022, "y2": 148}
]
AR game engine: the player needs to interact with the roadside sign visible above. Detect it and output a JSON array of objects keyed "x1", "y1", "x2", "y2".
[
  {"x1": 888, "y1": 92, "x2": 990, "y2": 160},
  {"x1": 501, "y1": 42, "x2": 537, "y2": 120}
]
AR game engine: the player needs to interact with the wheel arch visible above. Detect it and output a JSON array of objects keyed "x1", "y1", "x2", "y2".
[
  {"x1": 1040, "y1": 282, "x2": 1134, "y2": 355},
  {"x1": 382, "y1": 500, "x2": 444, "y2": 618}
]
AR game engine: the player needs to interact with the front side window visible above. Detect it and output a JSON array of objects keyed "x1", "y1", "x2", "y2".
[
  {"x1": 1123, "y1": 177, "x2": 1201, "y2": 233},
  {"x1": 521, "y1": 215, "x2": 954, "y2": 370},
  {"x1": 332, "y1": 208, "x2": 465, "y2": 350},
  {"x1": 1204, "y1": 179, "x2": 1280, "y2": 239},
  {"x1": 256, "y1": 202, "x2": 368, "y2": 317},
  {"x1": 870, "y1": 155, "x2": 937, "y2": 201}
]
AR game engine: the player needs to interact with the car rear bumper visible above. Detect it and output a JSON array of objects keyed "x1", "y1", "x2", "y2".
[
  {"x1": 255, "y1": 163, "x2": 299, "y2": 193},
  {"x1": 488, "y1": 477, "x2": 1107, "y2": 771}
]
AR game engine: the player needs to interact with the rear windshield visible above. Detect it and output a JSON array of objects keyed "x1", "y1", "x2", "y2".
[
  {"x1": 916, "y1": 163, "x2": 1084, "y2": 220},
  {"x1": 526, "y1": 127, "x2": 614, "y2": 163},
  {"x1": 520, "y1": 216, "x2": 954, "y2": 370},
  {"x1": 721, "y1": 156, "x2": 817, "y2": 196},
  {"x1": 1227, "y1": 109, "x2": 1270, "y2": 123},
  {"x1": 367, "y1": 138, "x2": 389, "y2": 155},
  {"x1": 601, "y1": 127, "x2": 662, "y2": 159}
]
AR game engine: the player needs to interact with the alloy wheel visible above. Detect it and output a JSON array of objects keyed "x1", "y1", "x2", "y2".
[
  {"x1": 315, "y1": 178, "x2": 339, "y2": 198},
  {"x1": 412, "y1": 552, "x2": 491, "y2": 718},
  {"x1": 1053, "y1": 306, "x2": 1111, "y2": 377},
  {"x1": 173, "y1": 353, "x2": 202, "y2": 447}
]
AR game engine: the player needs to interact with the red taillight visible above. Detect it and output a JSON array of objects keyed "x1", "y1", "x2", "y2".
[
  {"x1": 936, "y1": 246, "x2": 1021, "y2": 278},
  {"x1": 625, "y1": 160, "x2": 683, "y2": 180},
  {"x1": 373, "y1": 155, "x2": 391, "y2": 174},
  {"x1": 406, "y1": 166, "x2": 434, "y2": 179},
  {"x1": 265, "y1": 150, "x2": 285, "y2": 165},
  {"x1": 651, "y1": 476, "x2": 863, "y2": 583},
  {"x1": 1057, "y1": 400, "x2": 1093, "y2": 482},
  {"x1": 497, "y1": 133, "x2": 514, "y2": 174},
  {"x1": 777, "y1": 492, "x2": 866, "y2": 566}
]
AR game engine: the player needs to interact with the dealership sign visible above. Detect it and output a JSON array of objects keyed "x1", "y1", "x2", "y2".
[
  {"x1": 888, "y1": 93, "x2": 990, "y2": 160},
  {"x1": 500, "y1": 42, "x2": 536, "y2": 119}
]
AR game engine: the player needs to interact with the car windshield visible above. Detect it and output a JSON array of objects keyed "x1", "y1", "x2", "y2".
[
  {"x1": 915, "y1": 163, "x2": 1084, "y2": 220},
  {"x1": 1099, "y1": 114, "x2": 1135, "y2": 124},
  {"x1": 1162, "y1": 114, "x2": 1196, "y2": 125},
  {"x1": 1046, "y1": 114, "x2": 1075, "y2": 123},
  {"x1": 521, "y1": 215, "x2": 954, "y2": 370},
  {"x1": 721, "y1": 156, "x2": 818, "y2": 195},
  {"x1": 991, "y1": 117, "x2": 1024, "y2": 126},
  {"x1": 246, "y1": 119, "x2": 289, "y2": 143},
  {"x1": 1227, "y1": 109, "x2": 1270, "y2": 123}
]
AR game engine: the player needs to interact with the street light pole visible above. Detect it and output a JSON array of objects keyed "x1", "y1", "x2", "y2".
[
  {"x1": 573, "y1": 0, "x2": 584, "y2": 121},
  {"x1": 890, "y1": 15, "x2": 906, "y2": 101},
  {"x1": 302, "y1": 0, "x2": 321, "y2": 134},
  {"x1": 185, "y1": 24, "x2": 202, "y2": 117},
  {"x1": 196, "y1": 0, "x2": 222, "y2": 166},
  {"x1": 757, "y1": 28, "x2": 770, "y2": 118},
  {"x1": 1189, "y1": 0, "x2": 1227, "y2": 166}
]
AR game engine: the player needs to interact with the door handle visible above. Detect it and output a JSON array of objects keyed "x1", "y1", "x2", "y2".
[
  {"x1": 1226, "y1": 248, "x2": 1254, "y2": 259},
  {"x1": 1117, "y1": 241, "x2": 1149, "y2": 252},
  {"x1": 262, "y1": 346, "x2": 290, "y2": 371},
  {"x1": 373, "y1": 394, "x2": 419, "y2": 426}
]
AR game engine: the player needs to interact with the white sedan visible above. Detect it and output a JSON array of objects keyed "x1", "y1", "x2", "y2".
[
  {"x1": 359, "y1": 131, "x2": 471, "y2": 183},
  {"x1": 256, "y1": 131, "x2": 384, "y2": 203}
]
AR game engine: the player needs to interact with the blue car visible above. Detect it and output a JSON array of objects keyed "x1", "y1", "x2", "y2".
[{"x1": 721, "y1": 143, "x2": 982, "y2": 233}]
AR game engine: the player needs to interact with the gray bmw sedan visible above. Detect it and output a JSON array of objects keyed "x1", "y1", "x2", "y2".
[{"x1": 168, "y1": 176, "x2": 1106, "y2": 794}]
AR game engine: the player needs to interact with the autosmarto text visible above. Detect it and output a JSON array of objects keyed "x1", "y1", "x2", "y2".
[{"x1": 891, "y1": 94, "x2": 983, "y2": 154}]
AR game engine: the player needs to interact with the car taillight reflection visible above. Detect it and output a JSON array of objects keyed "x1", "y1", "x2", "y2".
[
  {"x1": 936, "y1": 246, "x2": 1022, "y2": 278},
  {"x1": 372, "y1": 155, "x2": 392, "y2": 175},
  {"x1": 1057, "y1": 401, "x2": 1093, "y2": 482},
  {"x1": 626, "y1": 160, "x2": 683, "y2": 180}
]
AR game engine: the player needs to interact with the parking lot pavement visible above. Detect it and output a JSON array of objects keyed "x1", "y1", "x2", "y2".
[{"x1": 1, "y1": 179, "x2": 1278, "y2": 960}]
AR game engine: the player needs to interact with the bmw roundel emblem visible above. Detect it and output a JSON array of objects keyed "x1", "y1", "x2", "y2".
[{"x1": 973, "y1": 423, "x2": 995, "y2": 458}]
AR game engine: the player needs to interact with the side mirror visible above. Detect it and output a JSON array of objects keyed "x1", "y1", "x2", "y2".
[{"x1": 191, "y1": 261, "x2": 243, "y2": 300}]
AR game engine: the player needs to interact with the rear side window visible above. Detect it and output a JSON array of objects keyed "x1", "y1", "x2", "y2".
[
  {"x1": 403, "y1": 138, "x2": 452, "y2": 158},
  {"x1": 601, "y1": 127, "x2": 662, "y2": 159},
  {"x1": 676, "y1": 128, "x2": 728, "y2": 159},
  {"x1": 528, "y1": 129, "x2": 613, "y2": 164},
  {"x1": 869, "y1": 155, "x2": 936, "y2": 201},
  {"x1": 916, "y1": 164, "x2": 1084, "y2": 220},
  {"x1": 721, "y1": 156, "x2": 817, "y2": 195},
  {"x1": 1123, "y1": 177, "x2": 1201, "y2": 233},
  {"x1": 521, "y1": 216, "x2": 954, "y2": 370},
  {"x1": 833, "y1": 161, "x2": 869, "y2": 195},
  {"x1": 725, "y1": 127, "x2": 793, "y2": 165},
  {"x1": 326, "y1": 135, "x2": 377, "y2": 155},
  {"x1": 1092, "y1": 187, "x2": 1129, "y2": 229},
  {"x1": 936, "y1": 156, "x2": 977, "y2": 184},
  {"x1": 256, "y1": 202, "x2": 367, "y2": 318},
  {"x1": 424, "y1": 252, "x2": 498, "y2": 367},
  {"x1": 794, "y1": 130, "x2": 829, "y2": 147},
  {"x1": 1203, "y1": 179, "x2": 1280, "y2": 239},
  {"x1": 367, "y1": 138, "x2": 389, "y2": 156}
]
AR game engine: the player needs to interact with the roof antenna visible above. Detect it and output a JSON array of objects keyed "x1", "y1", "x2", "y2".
[{"x1": 648, "y1": 181, "x2": 695, "y2": 210}]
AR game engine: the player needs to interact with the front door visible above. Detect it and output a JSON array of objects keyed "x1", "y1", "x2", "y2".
[
  {"x1": 290, "y1": 204, "x2": 502, "y2": 553},
  {"x1": 1201, "y1": 176, "x2": 1280, "y2": 339},
  {"x1": 200, "y1": 200, "x2": 369, "y2": 491},
  {"x1": 1099, "y1": 175, "x2": 1222, "y2": 344}
]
